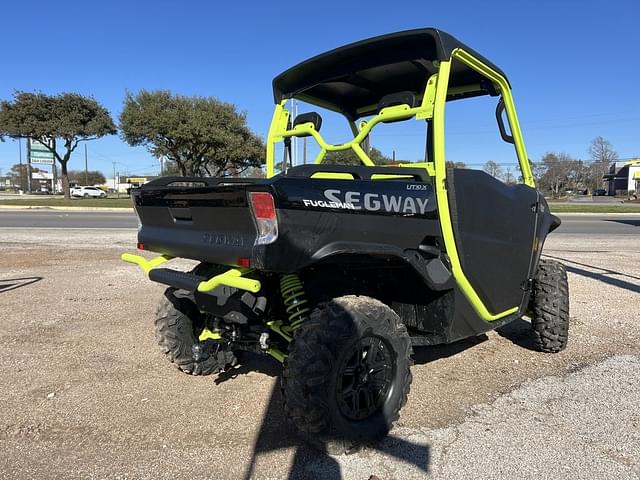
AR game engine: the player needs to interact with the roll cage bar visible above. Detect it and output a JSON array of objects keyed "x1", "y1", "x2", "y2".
[
  {"x1": 265, "y1": 45, "x2": 536, "y2": 324},
  {"x1": 266, "y1": 48, "x2": 534, "y2": 187}
]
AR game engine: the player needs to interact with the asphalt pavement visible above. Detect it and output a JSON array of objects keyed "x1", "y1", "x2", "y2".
[
  {"x1": 0, "y1": 210, "x2": 138, "y2": 229},
  {"x1": 0, "y1": 209, "x2": 639, "y2": 235}
]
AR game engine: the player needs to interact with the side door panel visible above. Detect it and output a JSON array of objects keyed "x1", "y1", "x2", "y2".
[{"x1": 447, "y1": 168, "x2": 537, "y2": 314}]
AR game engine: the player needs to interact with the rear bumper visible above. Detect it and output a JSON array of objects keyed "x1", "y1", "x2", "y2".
[{"x1": 120, "y1": 253, "x2": 261, "y2": 293}]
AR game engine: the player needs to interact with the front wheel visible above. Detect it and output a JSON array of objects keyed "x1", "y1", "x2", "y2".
[
  {"x1": 530, "y1": 259, "x2": 570, "y2": 352},
  {"x1": 281, "y1": 295, "x2": 412, "y2": 454}
]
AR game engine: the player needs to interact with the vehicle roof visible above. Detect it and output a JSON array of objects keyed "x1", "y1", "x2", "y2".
[{"x1": 272, "y1": 28, "x2": 508, "y2": 119}]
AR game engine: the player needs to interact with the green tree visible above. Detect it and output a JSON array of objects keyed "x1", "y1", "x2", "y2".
[
  {"x1": 323, "y1": 147, "x2": 391, "y2": 166},
  {"x1": 162, "y1": 159, "x2": 182, "y2": 176},
  {"x1": 8, "y1": 163, "x2": 28, "y2": 190},
  {"x1": 0, "y1": 92, "x2": 116, "y2": 198},
  {"x1": 6, "y1": 163, "x2": 50, "y2": 191},
  {"x1": 67, "y1": 169, "x2": 106, "y2": 185},
  {"x1": 119, "y1": 90, "x2": 264, "y2": 177}
]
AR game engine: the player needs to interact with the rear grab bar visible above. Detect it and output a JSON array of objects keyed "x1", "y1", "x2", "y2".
[{"x1": 121, "y1": 253, "x2": 261, "y2": 293}]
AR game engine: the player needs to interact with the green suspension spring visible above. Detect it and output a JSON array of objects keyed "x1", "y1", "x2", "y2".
[{"x1": 280, "y1": 274, "x2": 310, "y2": 330}]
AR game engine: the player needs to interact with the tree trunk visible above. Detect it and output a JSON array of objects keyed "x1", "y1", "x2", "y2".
[{"x1": 60, "y1": 161, "x2": 70, "y2": 199}]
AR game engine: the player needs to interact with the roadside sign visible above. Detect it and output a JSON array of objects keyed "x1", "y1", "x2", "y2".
[{"x1": 29, "y1": 138, "x2": 55, "y2": 165}]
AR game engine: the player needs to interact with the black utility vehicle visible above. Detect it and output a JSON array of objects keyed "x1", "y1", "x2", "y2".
[{"x1": 123, "y1": 28, "x2": 570, "y2": 453}]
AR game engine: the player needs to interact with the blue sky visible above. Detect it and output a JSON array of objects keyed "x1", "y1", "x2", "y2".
[{"x1": 1, "y1": 0, "x2": 639, "y2": 178}]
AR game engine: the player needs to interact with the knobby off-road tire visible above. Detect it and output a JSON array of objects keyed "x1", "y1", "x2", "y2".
[
  {"x1": 154, "y1": 264, "x2": 236, "y2": 375},
  {"x1": 282, "y1": 295, "x2": 413, "y2": 454},
  {"x1": 530, "y1": 259, "x2": 570, "y2": 353}
]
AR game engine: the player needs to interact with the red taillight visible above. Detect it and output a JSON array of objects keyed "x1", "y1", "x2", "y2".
[
  {"x1": 137, "y1": 242, "x2": 145, "y2": 250},
  {"x1": 249, "y1": 191, "x2": 278, "y2": 246},
  {"x1": 250, "y1": 192, "x2": 276, "y2": 219},
  {"x1": 237, "y1": 257, "x2": 251, "y2": 268}
]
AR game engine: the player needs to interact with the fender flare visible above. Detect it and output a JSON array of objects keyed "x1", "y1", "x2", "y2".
[{"x1": 308, "y1": 241, "x2": 453, "y2": 291}]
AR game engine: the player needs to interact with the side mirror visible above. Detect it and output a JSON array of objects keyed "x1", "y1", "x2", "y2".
[
  {"x1": 292, "y1": 112, "x2": 322, "y2": 135},
  {"x1": 495, "y1": 98, "x2": 514, "y2": 144}
]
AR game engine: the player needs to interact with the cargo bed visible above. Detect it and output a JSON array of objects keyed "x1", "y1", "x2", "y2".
[{"x1": 131, "y1": 165, "x2": 437, "y2": 273}]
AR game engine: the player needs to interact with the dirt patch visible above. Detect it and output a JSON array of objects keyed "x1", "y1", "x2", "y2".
[{"x1": 0, "y1": 234, "x2": 638, "y2": 479}]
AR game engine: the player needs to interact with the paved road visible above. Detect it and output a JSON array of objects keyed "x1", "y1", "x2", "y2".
[
  {"x1": 0, "y1": 210, "x2": 138, "y2": 229},
  {"x1": 554, "y1": 214, "x2": 640, "y2": 235},
  {"x1": 0, "y1": 209, "x2": 639, "y2": 235}
]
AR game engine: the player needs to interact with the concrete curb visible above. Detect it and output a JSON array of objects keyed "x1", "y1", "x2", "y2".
[{"x1": 554, "y1": 211, "x2": 640, "y2": 216}]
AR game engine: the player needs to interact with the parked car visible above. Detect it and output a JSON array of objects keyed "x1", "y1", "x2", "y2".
[
  {"x1": 71, "y1": 186, "x2": 107, "y2": 198},
  {"x1": 592, "y1": 189, "x2": 607, "y2": 196}
]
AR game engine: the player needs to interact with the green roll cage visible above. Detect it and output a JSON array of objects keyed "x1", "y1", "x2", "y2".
[{"x1": 265, "y1": 48, "x2": 536, "y2": 323}]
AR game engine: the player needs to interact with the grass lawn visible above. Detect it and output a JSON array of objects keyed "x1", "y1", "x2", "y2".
[
  {"x1": 548, "y1": 203, "x2": 640, "y2": 213},
  {"x1": 0, "y1": 197, "x2": 133, "y2": 208},
  {"x1": 2, "y1": 197, "x2": 640, "y2": 213}
]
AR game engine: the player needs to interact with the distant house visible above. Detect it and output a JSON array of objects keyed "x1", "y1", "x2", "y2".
[{"x1": 603, "y1": 159, "x2": 640, "y2": 195}]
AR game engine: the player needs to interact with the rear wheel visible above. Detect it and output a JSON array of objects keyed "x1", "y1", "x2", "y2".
[
  {"x1": 282, "y1": 295, "x2": 412, "y2": 454},
  {"x1": 154, "y1": 263, "x2": 236, "y2": 375},
  {"x1": 530, "y1": 259, "x2": 570, "y2": 352}
]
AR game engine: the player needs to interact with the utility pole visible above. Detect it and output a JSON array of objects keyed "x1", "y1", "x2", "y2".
[
  {"x1": 84, "y1": 144, "x2": 88, "y2": 185},
  {"x1": 112, "y1": 162, "x2": 117, "y2": 191},
  {"x1": 53, "y1": 161, "x2": 57, "y2": 193},
  {"x1": 26, "y1": 139, "x2": 32, "y2": 193},
  {"x1": 18, "y1": 139, "x2": 24, "y2": 192}
]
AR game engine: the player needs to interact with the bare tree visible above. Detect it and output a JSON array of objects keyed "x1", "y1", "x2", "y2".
[
  {"x1": 588, "y1": 137, "x2": 618, "y2": 190},
  {"x1": 446, "y1": 161, "x2": 467, "y2": 169},
  {"x1": 483, "y1": 160, "x2": 504, "y2": 179},
  {"x1": 537, "y1": 152, "x2": 576, "y2": 198},
  {"x1": 504, "y1": 167, "x2": 515, "y2": 184}
]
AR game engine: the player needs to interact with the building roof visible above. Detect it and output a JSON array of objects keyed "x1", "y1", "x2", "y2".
[{"x1": 272, "y1": 28, "x2": 508, "y2": 119}]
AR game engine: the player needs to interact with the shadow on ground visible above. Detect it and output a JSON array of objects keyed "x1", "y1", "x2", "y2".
[
  {"x1": 603, "y1": 218, "x2": 640, "y2": 228},
  {"x1": 544, "y1": 254, "x2": 640, "y2": 293},
  {"x1": 496, "y1": 318, "x2": 535, "y2": 350},
  {"x1": 215, "y1": 352, "x2": 281, "y2": 385},
  {"x1": 412, "y1": 334, "x2": 488, "y2": 365},
  {"x1": 0, "y1": 276, "x2": 43, "y2": 293},
  {"x1": 239, "y1": 335, "x2": 495, "y2": 478},
  {"x1": 236, "y1": 342, "x2": 460, "y2": 480},
  {"x1": 242, "y1": 380, "x2": 431, "y2": 480}
]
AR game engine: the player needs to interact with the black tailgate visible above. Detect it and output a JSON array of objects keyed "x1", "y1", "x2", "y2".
[{"x1": 132, "y1": 177, "x2": 261, "y2": 265}]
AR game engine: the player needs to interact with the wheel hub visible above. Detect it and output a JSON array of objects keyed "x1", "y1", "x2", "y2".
[{"x1": 336, "y1": 336, "x2": 394, "y2": 421}]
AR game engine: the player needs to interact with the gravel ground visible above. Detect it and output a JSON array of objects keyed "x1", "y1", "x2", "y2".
[{"x1": 0, "y1": 230, "x2": 638, "y2": 479}]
